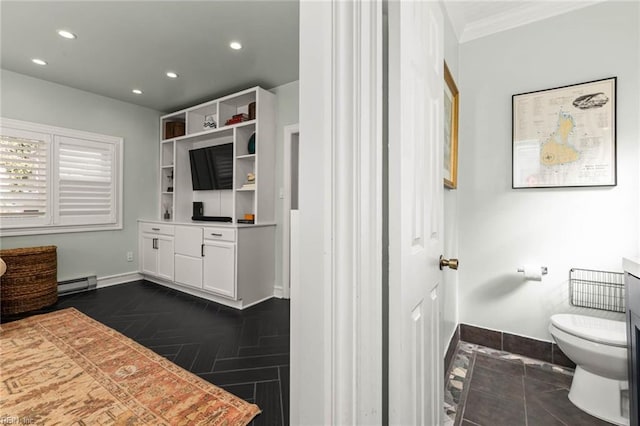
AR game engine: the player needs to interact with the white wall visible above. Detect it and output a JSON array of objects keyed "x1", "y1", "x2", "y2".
[
  {"x1": 0, "y1": 70, "x2": 160, "y2": 282},
  {"x1": 441, "y1": 4, "x2": 460, "y2": 354},
  {"x1": 457, "y1": 1, "x2": 639, "y2": 341},
  {"x1": 269, "y1": 80, "x2": 299, "y2": 295}
]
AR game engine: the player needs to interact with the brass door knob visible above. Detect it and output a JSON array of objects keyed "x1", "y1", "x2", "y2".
[{"x1": 439, "y1": 256, "x2": 459, "y2": 270}]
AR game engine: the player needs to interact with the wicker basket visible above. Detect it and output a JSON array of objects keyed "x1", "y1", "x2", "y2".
[{"x1": 0, "y1": 245, "x2": 58, "y2": 315}]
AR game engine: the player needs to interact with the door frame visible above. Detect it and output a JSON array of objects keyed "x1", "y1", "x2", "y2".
[
  {"x1": 281, "y1": 124, "x2": 299, "y2": 300},
  {"x1": 292, "y1": 0, "x2": 384, "y2": 423}
]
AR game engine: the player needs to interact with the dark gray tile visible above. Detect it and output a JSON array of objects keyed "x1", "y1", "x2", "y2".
[
  {"x1": 221, "y1": 383, "x2": 255, "y2": 400},
  {"x1": 445, "y1": 326, "x2": 461, "y2": 376},
  {"x1": 253, "y1": 380, "x2": 282, "y2": 426},
  {"x1": 239, "y1": 344, "x2": 290, "y2": 357},
  {"x1": 524, "y1": 375, "x2": 567, "y2": 395},
  {"x1": 552, "y1": 343, "x2": 576, "y2": 369},
  {"x1": 526, "y1": 399, "x2": 566, "y2": 426},
  {"x1": 529, "y1": 388, "x2": 613, "y2": 425},
  {"x1": 258, "y1": 335, "x2": 290, "y2": 348},
  {"x1": 454, "y1": 353, "x2": 477, "y2": 426},
  {"x1": 214, "y1": 354, "x2": 290, "y2": 372},
  {"x1": 463, "y1": 389, "x2": 526, "y2": 426},
  {"x1": 468, "y1": 365, "x2": 524, "y2": 402},
  {"x1": 280, "y1": 366, "x2": 289, "y2": 426},
  {"x1": 503, "y1": 333, "x2": 552, "y2": 363},
  {"x1": 474, "y1": 353, "x2": 524, "y2": 376},
  {"x1": 173, "y1": 343, "x2": 200, "y2": 370},
  {"x1": 460, "y1": 324, "x2": 502, "y2": 350},
  {"x1": 524, "y1": 364, "x2": 572, "y2": 389},
  {"x1": 200, "y1": 367, "x2": 280, "y2": 386}
]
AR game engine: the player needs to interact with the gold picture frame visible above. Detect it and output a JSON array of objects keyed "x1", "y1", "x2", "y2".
[{"x1": 443, "y1": 61, "x2": 459, "y2": 189}]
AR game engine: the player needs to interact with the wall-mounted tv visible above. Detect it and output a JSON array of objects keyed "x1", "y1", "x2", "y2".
[{"x1": 189, "y1": 143, "x2": 233, "y2": 190}]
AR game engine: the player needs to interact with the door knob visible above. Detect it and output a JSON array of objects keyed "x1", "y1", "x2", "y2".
[{"x1": 439, "y1": 255, "x2": 459, "y2": 270}]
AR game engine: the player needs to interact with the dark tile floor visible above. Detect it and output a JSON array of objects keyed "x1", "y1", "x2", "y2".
[
  {"x1": 2, "y1": 280, "x2": 290, "y2": 426},
  {"x1": 450, "y1": 345, "x2": 614, "y2": 426}
]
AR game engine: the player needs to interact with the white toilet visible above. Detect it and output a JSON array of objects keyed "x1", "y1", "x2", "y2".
[{"x1": 549, "y1": 314, "x2": 629, "y2": 426}]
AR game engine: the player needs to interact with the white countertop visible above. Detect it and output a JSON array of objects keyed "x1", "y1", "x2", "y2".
[
  {"x1": 623, "y1": 257, "x2": 640, "y2": 278},
  {"x1": 138, "y1": 218, "x2": 276, "y2": 229}
]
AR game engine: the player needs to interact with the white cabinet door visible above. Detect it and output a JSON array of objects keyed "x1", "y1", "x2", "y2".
[
  {"x1": 156, "y1": 235, "x2": 175, "y2": 280},
  {"x1": 141, "y1": 234, "x2": 158, "y2": 276},
  {"x1": 203, "y1": 241, "x2": 236, "y2": 298}
]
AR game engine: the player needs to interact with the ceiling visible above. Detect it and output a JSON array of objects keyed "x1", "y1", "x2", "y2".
[
  {"x1": 443, "y1": 0, "x2": 604, "y2": 43},
  {"x1": 1, "y1": 1, "x2": 605, "y2": 113},
  {"x1": 0, "y1": 1, "x2": 300, "y2": 113}
]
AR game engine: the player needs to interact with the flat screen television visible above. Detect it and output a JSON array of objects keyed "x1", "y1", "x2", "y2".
[{"x1": 189, "y1": 143, "x2": 233, "y2": 190}]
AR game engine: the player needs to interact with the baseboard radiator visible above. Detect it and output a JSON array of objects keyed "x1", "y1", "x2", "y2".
[{"x1": 58, "y1": 275, "x2": 97, "y2": 296}]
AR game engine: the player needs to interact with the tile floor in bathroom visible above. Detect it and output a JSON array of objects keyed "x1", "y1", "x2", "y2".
[{"x1": 445, "y1": 342, "x2": 615, "y2": 426}]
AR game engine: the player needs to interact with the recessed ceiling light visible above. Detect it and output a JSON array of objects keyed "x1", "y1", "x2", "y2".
[
  {"x1": 32, "y1": 58, "x2": 47, "y2": 66},
  {"x1": 132, "y1": 89, "x2": 143, "y2": 95},
  {"x1": 229, "y1": 41, "x2": 242, "y2": 50},
  {"x1": 57, "y1": 30, "x2": 77, "y2": 40},
  {"x1": 166, "y1": 71, "x2": 178, "y2": 79}
]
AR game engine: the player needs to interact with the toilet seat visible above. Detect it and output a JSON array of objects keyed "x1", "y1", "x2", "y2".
[{"x1": 550, "y1": 314, "x2": 626, "y2": 347}]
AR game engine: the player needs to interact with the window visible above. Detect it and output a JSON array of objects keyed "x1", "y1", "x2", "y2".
[{"x1": 0, "y1": 118, "x2": 122, "y2": 236}]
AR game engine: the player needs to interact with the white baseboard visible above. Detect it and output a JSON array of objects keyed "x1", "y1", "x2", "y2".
[
  {"x1": 97, "y1": 272, "x2": 143, "y2": 288},
  {"x1": 273, "y1": 285, "x2": 284, "y2": 299}
]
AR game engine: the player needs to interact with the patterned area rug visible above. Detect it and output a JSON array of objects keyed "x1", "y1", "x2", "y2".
[{"x1": 1, "y1": 308, "x2": 260, "y2": 425}]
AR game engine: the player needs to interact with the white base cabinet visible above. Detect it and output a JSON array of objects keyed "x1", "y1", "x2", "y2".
[
  {"x1": 138, "y1": 220, "x2": 274, "y2": 309},
  {"x1": 139, "y1": 224, "x2": 174, "y2": 281}
]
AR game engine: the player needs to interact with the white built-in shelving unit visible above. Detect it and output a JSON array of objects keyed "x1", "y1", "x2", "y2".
[{"x1": 159, "y1": 87, "x2": 275, "y2": 224}]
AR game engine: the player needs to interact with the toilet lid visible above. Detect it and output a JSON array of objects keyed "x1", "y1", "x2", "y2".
[{"x1": 550, "y1": 314, "x2": 627, "y2": 347}]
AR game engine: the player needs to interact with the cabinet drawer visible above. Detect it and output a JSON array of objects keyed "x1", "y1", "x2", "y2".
[
  {"x1": 203, "y1": 227, "x2": 235, "y2": 242},
  {"x1": 140, "y1": 223, "x2": 175, "y2": 236}
]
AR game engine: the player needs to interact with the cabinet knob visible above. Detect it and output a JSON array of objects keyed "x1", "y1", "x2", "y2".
[
  {"x1": 211, "y1": 233, "x2": 223, "y2": 237},
  {"x1": 152, "y1": 227, "x2": 160, "y2": 231}
]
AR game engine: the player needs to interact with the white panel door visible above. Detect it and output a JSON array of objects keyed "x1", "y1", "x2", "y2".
[
  {"x1": 388, "y1": 1, "x2": 444, "y2": 425},
  {"x1": 202, "y1": 241, "x2": 235, "y2": 298}
]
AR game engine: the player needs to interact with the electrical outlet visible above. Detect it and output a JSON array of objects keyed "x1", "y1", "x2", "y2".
[{"x1": 126, "y1": 251, "x2": 133, "y2": 262}]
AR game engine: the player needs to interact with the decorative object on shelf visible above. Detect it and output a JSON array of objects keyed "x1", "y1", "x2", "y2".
[
  {"x1": 203, "y1": 115, "x2": 217, "y2": 129},
  {"x1": 164, "y1": 121, "x2": 185, "y2": 139},
  {"x1": 512, "y1": 77, "x2": 616, "y2": 188},
  {"x1": 167, "y1": 169, "x2": 174, "y2": 192},
  {"x1": 164, "y1": 209, "x2": 171, "y2": 220},
  {"x1": 247, "y1": 133, "x2": 256, "y2": 154},
  {"x1": 248, "y1": 102, "x2": 256, "y2": 120},
  {"x1": 240, "y1": 172, "x2": 256, "y2": 190},
  {"x1": 225, "y1": 113, "x2": 249, "y2": 126},
  {"x1": 244, "y1": 213, "x2": 255, "y2": 221},
  {"x1": 443, "y1": 61, "x2": 459, "y2": 189}
]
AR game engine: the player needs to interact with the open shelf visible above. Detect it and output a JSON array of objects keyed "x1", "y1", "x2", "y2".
[{"x1": 158, "y1": 87, "x2": 275, "y2": 224}]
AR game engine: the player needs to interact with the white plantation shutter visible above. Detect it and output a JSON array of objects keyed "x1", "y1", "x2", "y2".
[
  {"x1": 55, "y1": 136, "x2": 117, "y2": 225},
  {"x1": 0, "y1": 128, "x2": 51, "y2": 224},
  {"x1": 0, "y1": 118, "x2": 122, "y2": 236}
]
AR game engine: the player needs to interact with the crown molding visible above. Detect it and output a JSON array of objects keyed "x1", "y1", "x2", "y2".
[{"x1": 458, "y1": 1, "x2": 604, "y2": 43}]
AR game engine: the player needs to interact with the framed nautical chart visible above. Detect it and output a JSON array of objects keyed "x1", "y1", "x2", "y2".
[{"x1": 512, "y1": 77, "x2": 616, "y2": 188}]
